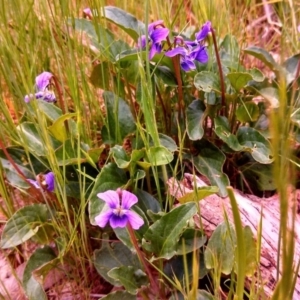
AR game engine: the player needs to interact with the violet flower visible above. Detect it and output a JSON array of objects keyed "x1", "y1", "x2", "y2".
[
  {"x1": 95, "y1": 189, "x2": 144, "y2": 229},
  {"x1": 186, "y1": 21, "x2": 211, "y2": 47},
  {"x1": 137, "y1": 20, "x2": 169, "y2": 60},
  {"x1": 83, "y1": 7, "x2": 92, "y2": 18},
  {"x1": 24, "y1": 72, "x2": 56, "y2": 103},
  {"x1": 165, "y1": 37, "x2": 208, "y2": 71},
  {"x1": 27, "y1": 172, "x2": 55, "y2": 192}
]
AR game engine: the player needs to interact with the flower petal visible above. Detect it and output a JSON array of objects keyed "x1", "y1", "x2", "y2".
[
  {"x1": 27, "y1": 179, "x2": 41, "y2": 189},
  {"x1": 97, "y1": 190, "x2": 119, "y2": 209},
  {"x1": 148, "y1": 20, "x2": 164, "y2": 32},
  {"x1": 126, "y1": 210, "x2": 144, "y2": 229},
  {"x1": 35, "y1": 72, "x2": 53, "y2": 91},
  {"x1": 109, "y1": 214, "x2": 128, "y2": 228},
  {"x1": 95, "y1": 210, "x2": 113, "y2": 228},
  {"x1": 149, "y1": 43, "x2": 162, "y2": 60},
  {"x1": 121, "y1": 190, "x2": 138, "y2": 209},
  {"x1": 137, "y1": 35, "x2": 147, "y2": 49},
  {"x1": 44, "y1": 172, "x2": 55, "y2": 192},
  {"x1": 165, "y1": 47, "x2": 187, "y2": 57},
  {"x1": 150, "y1": 28, "x2": 169, "y2": 44},
  {"x1": 181, "y1": 58, "x2": 196, "y2": 71},
  {"x1": 24, "y1": 94, "x2": 34, "y2": 103},
  {"x1": 191, "y1": 46, "x2": 208, "y2": 64},
  {"x1": 195, "y1": 21, "x2": 211, "y2": 41}
]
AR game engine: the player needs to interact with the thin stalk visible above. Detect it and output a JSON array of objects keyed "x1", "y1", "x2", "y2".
[{"x1": 210, "y1": 28, "x2": 226, "y2": 116}]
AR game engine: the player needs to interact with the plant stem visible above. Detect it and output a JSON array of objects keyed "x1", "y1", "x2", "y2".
[
  {"x1": 126, "y1": 223, "x2": 162, "y2": 298},
  {"x1": 211, "y1": 28, "x2": 226, "y2": 116}
]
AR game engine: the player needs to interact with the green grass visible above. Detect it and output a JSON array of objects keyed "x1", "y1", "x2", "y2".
[{"x1": 0, "y1": 0, "x2": 299, "y2": 299}]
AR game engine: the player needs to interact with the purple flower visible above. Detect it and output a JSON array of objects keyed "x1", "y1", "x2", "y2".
[
  {"x1": 195, "y1": 21, "x2": 211, "y2": 42},
  {"x1": 165, "y1": 38, "x2": 208, "y2": 71},
  {"x1": 95, "y1": 189, "x2": 144, "y2": 229},
  {"x1": 137, "y1": 20, "x2": 169, "y2": 60},
  {"x1": 165, "y1": 46, "x2": 196, "y2": 71},
  {"x1": 83, "y1": 7, "x2": 92, "y2": 18},
  {"x1": 24, "y1": 72, "x2": 56, "y2": 103},
  {"x1": 27, "y1": 172, "x2": 55, "y2": 192}
]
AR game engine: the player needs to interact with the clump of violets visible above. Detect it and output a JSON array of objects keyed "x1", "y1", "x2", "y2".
[
  {"x1": 138, "y1": 20, "x2": 211, "y2": 71},
  {"x1": 137, "y1": 20, "x2": 169, "y2": 60},
  {"x1": 27, "y1": 172, "x2": 55, "y2": 192},
  {"x1": 95, "y1": 189, "x2": 144, "y2": 229},
  {"x1": 165, "y1": 21, "x2": 211, "y2": 71},
  {"x1": 24, "y1": 71, "x2": 56, "y2": 103}
]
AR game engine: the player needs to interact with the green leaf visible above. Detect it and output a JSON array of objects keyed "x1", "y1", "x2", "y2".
[
  {"x1": 88, "y1": 163, "x2": 127, "y2": 225},
  {"x1": 235, "y1": 102, "x2": 260, "y2": 122},
  {"x1": 143, "y1": 203, "x2": 197, "y2": 259},
  {"x1": 48, "y1": 113, "x2": 77, "y2": 142},
  {"x1": 190, "y1": 139, "x2": 230, "y2": 197},
  {"x1": 253, "y1": 87, "x2": 279, "y2": 108},
  {"x1": 23, "y1": 246, "x2": 56, "y2": 300},
  {"x1": 101, "y1": 6, "x2": 145, "y2": 41},
  {"x1": 90, "y1": 62, "x2": 110, "y2": 89},
  {"x1": 102, "y1": 91, "x2": 136, "y2": 144},
  {"x1": 55, "y1": 139, "x2": 86, "y2": 166},
  {"x1": 186, "y1": 99, "x2": 206, "y2": 141},
  {"x1": 214, "y1": 116, "x2": 243, "y2": 151},
  {"x1": 283, "y1": 53, "x2": 300, "y2": 85},
  {"x1": 194, "y1": 71, "x2": 221, "y2": 93},
  {"x1": 108, "y1": 266, "x2": 148, "y2": 294},
  {"x1": 147, "y1": 146, "x2": 173, "y2": 166},
  {"x1": 116, "y1": 49, "x2": 174, "y2": 70},
  {"x1": 239, "y1": 163, "x2": 275, "y2": 191},
  {"x1": 248, "y1": 68, "x2": 265, "y2": 82},
  {"x1": 244, "y1": 46, "x2": 279, "y2": 71},
  {"x1": 154, "y1": 66, "x2": 177, "y2": 87},
  {"x1": 176, "y1": 228, "x2": 207, "y2": 255},
  {"x1": 71, "y1": 18, "x2": 130, "y2": 60},
  {"x1": 243, "y1": 226, "x2": 257, "y2": 276},
  {"x1": 111, "y1": 145, "x2": 130, "y2": 168},
  {"x1": 178, "y1": 186, "x2": 219, "y2": 204},
  {"x1": 219, "y1": 34, "x2": 240, "y2": 70},
  {"x1": 36, "y1": 100, "x2": 62, "y2": 122},
  {"x1": 100, "y1": 291, "x2": 137, "y2": 300},
  {"x1": 16, "y1": 123, "x2": 49, "y2": 156},
  {"x1": 0, "y1": 204, "x2": 51, "y2": 249},
  {"x1": 226, "y1": 72, "x2": 253, "y2": 91},
  {"x1": 196, "y1": 290, "x2": 215, "y2": 300},
  {"x1": 93, "y1": 241, "x2": 142, "y2": 286},
  {"x1": 158, "y1": 134, "x2": 177, "y2": 152},
  {"x1": 204, "y1": 221, "x2": 236, "y2": 274},
  {"x1": 135, "y1": 189, "x2": 161, "y2": 215},
  {"x1": 237, "y1": 127, "x2": 273, "y2": 164}
]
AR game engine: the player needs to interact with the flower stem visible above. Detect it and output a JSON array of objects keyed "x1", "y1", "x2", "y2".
[
  {"x1": 210, "y1": 28, "x2": 226, "y2": 116},
  {"x1": 126, "y1": 224, "x2": 162, "y2": 297}
]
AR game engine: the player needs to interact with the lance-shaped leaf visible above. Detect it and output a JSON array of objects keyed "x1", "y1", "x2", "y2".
[
  {"x1": 143, "y1": 203, "x2": 197, "y2": 259},
  {"x1": 93, "y1": 241, "x2": 142, "y2": 286},
  {"x1": 283, "y1": 53, "x2": 300, "y2": 85},
  {"x1": 237, "y1": 127, "x2": 273, "y2": 164},
  {"x1": 186, "y1": 99, "x2": 206, "y2": 141},
  {"x1": 0, "y1": 204, "x2": 52, "y2": 249},
  {"x1": 101, "y1": 91, "x2": 136, "y2": 145},
  {"x1": 101, "y1": 6, "x2": 145, "y2": 41},
  {"x1": 23, "y1": 246, "x2": 56, "y2": 300},
  {"x1": 88, "y1": 163, "x2": 128, "y2": 225},
  {"x1": 189, "y1": 139, "x2": 230, "y2": 197}
]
